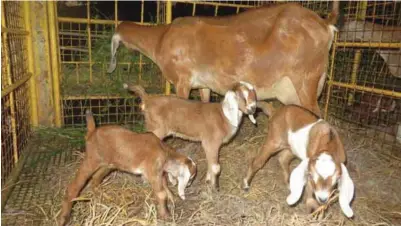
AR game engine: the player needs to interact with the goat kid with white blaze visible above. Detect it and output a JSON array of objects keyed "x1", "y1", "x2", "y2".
[
  {"x1": 243, "y1": 105, "x2": 355, "y2": 218},
  {"x1": 59, "y1": 110, "x2": 196, "y2": 226},
  {"x1": 123, "y1": 81, "x2": 257, "y2": 190}
]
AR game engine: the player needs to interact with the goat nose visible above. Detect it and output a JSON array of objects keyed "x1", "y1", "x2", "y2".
[{"x1": 318, "y1": 196, "x2": 328, "y2": 203}]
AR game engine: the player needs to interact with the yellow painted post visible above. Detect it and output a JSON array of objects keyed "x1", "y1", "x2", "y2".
[
  {"x1": 47, "y1": 1, "x2": 62, "y2": 127},
  {"x1": 157, "y1": 1, "x2": 160, "y2": 23},
  {"x1": 87, "y1": 0, "x2": 93, "y2": 83},
  {"x1": 192, "y1": 3, "x2": 196, "y2": 16},
  {"x1": 324, "y1": 31, "x2": 338, "y2": 120},
  {"x1": 165, "y1": 0, "x2": 172, "y2": 95},
  {"x1": 347, "y1": 1, "x2": 367, "y2": 106},
  {"x1": 23, "y1": 1, "x2": 38, "y2": 127},
  {"x1": 114, "y1": 0, "x2": 118, "y2": 28},
  {"x1": 2, "y1": 2, "x2": 19, "y2": 163},
  {"x1": 139, "y1": 0, "x2": 144, "y2": 83}
]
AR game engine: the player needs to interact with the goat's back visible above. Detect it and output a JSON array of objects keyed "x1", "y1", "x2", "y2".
[
  {"x1": 144, "y1": 96, "x2": 228, "y2": 140},
  {"x1": 156, "y1": 3, "x2": 335, "y2": 98},
  {"x1": 86, "y1": 126, "x2": 168, "y2": 172}
]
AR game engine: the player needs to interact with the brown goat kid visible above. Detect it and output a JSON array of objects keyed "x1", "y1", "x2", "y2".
[
  {"x1": 243, "y1": 105, "x2": 355, "y2": 218},
  {"x1": 108, "y1": 2, "x2": 339, "y2": 116},
  {"x1": 59, "y1": 111, "x2": 197, "y2": 226},
  {"x1": 124, "y1": 82, "x2": 257, "y2": 190}
]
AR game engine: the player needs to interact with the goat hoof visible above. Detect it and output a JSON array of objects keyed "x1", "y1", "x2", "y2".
[{"x1": 159, "y1": 211, "x2": 170, "y2": 220}]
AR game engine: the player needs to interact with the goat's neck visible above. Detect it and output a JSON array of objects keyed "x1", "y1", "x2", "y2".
[{"x1": 121, "y1": 24, "x2": 167, "y2": 64}]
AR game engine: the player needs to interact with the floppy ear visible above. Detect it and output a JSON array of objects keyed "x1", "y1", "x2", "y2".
[
  {"x1": 339, "y1": 163, "x2": 355, "y2": 218},
  {"x1": 177, "y1": 165, "x2": 191, "y2": 200},
  {"x1": 222, "y1": 91, "x2": 240, "y2": 127},
  {"x1": 286, "y1": 159, "x2": 309, "y2": 205}
]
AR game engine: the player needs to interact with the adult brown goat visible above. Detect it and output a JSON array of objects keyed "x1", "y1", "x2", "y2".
[{"x1": 108, "y1": 2, "x2": 339, "y2": 116}]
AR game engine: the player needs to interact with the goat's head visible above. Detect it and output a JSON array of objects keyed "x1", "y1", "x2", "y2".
[
  {"x1": 166, "y1": 157, "x2": 197, "y2": 200},
  {"x1": 286, "y1": 122, "x2": 355, "y2": 218},
  {"x1": 233, "y1": 81, "x2": 257, "y2": 124}
]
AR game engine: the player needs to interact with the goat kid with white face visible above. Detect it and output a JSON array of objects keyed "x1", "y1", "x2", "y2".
[
  {"x1": 243, "y1": 105, "x2": 355, "y2": 218},
  {"x1": 123, "y1": 81, "x2": 257, "y2": 190}
]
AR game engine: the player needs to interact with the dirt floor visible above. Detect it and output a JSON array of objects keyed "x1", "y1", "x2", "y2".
[{"x1": 2, "y1": 113, "x2": 401, "y2": 226}]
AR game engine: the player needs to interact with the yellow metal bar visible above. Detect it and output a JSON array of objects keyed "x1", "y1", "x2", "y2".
[
  {"x1": 62, "y1": 61, "x2": 145, "y2": 65},
  {"x1": 63, "y1": 95, "x2": 136, "y2": 100},
  {"x1": 214, "y1": 5, "x2": 219, "y2": 16},
  {"x1": 1, "y1": 73, "x2": 32, "y2": 98},
  {"x1": 192, "y1": 3, "x2": 196, "y2": 16},
  {"x1": 2, "y1": 1, "x2": 19, "y2": 163},
  {"x1": 57, "y1": 17, "x2": 156, "y2": 26},
  {"x1": 114, "y1": 0, "x2": 118, "y2": 28},
  {"x1": 156, "y1": 1, "x2": 160, "y2": 24},
  {"x1": 87, "y1": 1, "x2": 92, "y2": 83},
  {"x1": 336, "y1": 42, "x2": 401, "y2": 49},
  {"x1": 324, "y1": 31, "x2": 338, "y2": 120},
  {"x1": 356, "y1": 1, "x2": 368, "y2": 20},
  {"x1": 347, "y1": 50, "x2": 362, "y2": 105},
  {"x1": 328, "y1": 81, "x2": 401, "y2": 98},
  {"x1": 165, "y1": 0, "x2": 172, "y2": 95},
  {"x1": 23, "y1": 1, "x2": 38, "y2": 127},
  {"x1": 174, "y1": 0, "x2": 255, "y2": 9},
  {"x1": 1, "y1": 27, "x2": 29, "y2": 35},
  {"x1": 141, "y1": 0, "x2": 144, "y2": 23},
  {"x1": 347, "y1": 1, "x2": 367, "y2": 106},
  {"x1": 139, "y1": 0, "x2": 144, "y2": 83},
  {"x1": 47, "y1": 1, "x2": 62, "y2": 127}
]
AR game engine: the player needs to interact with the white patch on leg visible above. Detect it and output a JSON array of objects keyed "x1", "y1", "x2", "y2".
[
  {"x1": 211, "y1": 164, "x2": 220, "y2": 175},
  {"x1": 243, "y1": 178, "x2": 249, "y2": 189}
]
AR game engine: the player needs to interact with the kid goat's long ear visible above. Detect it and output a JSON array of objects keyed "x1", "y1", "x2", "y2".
[
  {"x1": 286, "y1": 158, "x2": 309, "y2": 206},
  {"x1": 339, "y1": 163, "x2": 355, "y2": 218},
  {"x1": 222, "y1": 90, "x2": 240, "y2": 127}
]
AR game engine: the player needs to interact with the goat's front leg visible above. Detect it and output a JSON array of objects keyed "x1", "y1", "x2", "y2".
[
  {"x1": 199, "y1": 88, "x2": 211, "y2": 103},
  {"x1": 243, "y1": 135, "x2": 281, "y2": 191},
  {"x1": 59, "y1": 157, "x2": 100, "y2": 226},
  {"x1": 277, "y1": 149, "x2": 295, "y2": 186},
  {"x1": 162, "y1": 174, "x2": 175, "y2": 203},
  {"x1": 202, "y1": 140, "x2": 222, "y2": 191},
  {"x1": 175, "y1": 80, "x2": 191, "y2": 99},
  {"x1": 257, "y1": 101, "x2": 276, "y2": 117},
  {"x1": 305, "y1": 180, "x2": 319, "y2": 214},
  {"x1": 148, "y1": 172, "x2": 170, "y2": 219}
]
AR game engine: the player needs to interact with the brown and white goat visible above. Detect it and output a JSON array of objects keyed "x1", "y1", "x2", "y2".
[
  {"x1": 59, "y1": 110, "x2": 197, "y2": 226},
  {"x1": 243, "y1": 105, "x2": 355, "y2": 218},
  {"x1": 108, "y1": 2, "x2": 340, "y2": 116},
  {"x1": 123, "y1": 82, "x2": 257, "y2": 190}
]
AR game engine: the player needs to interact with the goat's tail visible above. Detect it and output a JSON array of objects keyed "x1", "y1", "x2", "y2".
[
  {"x1": 107, "y1": 33, "x2": 121, "y2": 73},
  {"x1": 123, "y1": 83, "x2": 148, "y2": 102},
  {"x1": 85, "y1": 110, "x2": 96, "y2": 140},
  {"x1": 326, "y1": 1, "x2": 339, "y2": 25}
]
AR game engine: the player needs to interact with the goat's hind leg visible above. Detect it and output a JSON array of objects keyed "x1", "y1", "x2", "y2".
[
  {"x1": 59, "y1": 157, "x2": 101, "y2": 226},
  {"x1": 243, "y1": 134, "x2": 281, "y2": 191},
  {"x1": 89, "y1": 166, "x2": 113, "y2": 190},
  {"x1": 199, "y1": 88, "x2": 211, "y2": 103}
]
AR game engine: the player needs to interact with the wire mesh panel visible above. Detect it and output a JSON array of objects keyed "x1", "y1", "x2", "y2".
[
  {"x1": 58, "y1": 1, "x2": 165, "y2": 128},
  {"x1": 1, "y1": 1, "x2": 32, "y2": 187},
  {"x1": 326, "y1": 1, "x2": 401, "y2": 151}
]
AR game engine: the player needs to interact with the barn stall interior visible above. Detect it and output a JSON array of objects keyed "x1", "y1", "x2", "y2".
[{"x1": 1, "y1": 1, "x2": 400, "y2": 225}]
